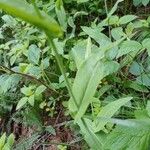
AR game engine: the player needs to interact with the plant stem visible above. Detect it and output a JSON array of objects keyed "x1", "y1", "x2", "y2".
[{"x1": 46, "y1": 34, "x2": 78, "y2": 108}]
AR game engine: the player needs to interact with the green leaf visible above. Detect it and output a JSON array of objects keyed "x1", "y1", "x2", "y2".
[
  {"x1": 117, "y1": 40, "x2": 142, "y2": 58},
  {"x1": 82, "y1": 26, "x2": 110, "y2": 45},
  {"x1": 108, "y1": 15, "x2": 119, "y2": 25},
  {"x1": 142, "y1": 0, "x2": 150, "y2": 6},
  {"x1": 69, "y1": 51, "x2": 104, "y2": 117},
  {"x1": 35, "y1": 85, "x2": 46, "y2": 96},
  {"x1": 55, "y1": 0, "x2": 67, "y2": 31},
  {"x1": 107, "y1": 0, "x2": 124, "y2": 18},
  {"x1": 77, "y1": 0, "x2": 89, "y2": 3},
  {"x1": 119, "y1": 15, "x2": 137, "y2": 25},
  {"x1": 111, "y1": 27, "x2": 124, "y2": 40},
  {"x1": 146, "y1": 101, "x2": 150, "y2": 117},
  {"x1": 136, "y1": 74, "x2": 150, "y2": 87},
  {"x1": 28, "y1": 95, "x2": 35, "y2": 106},
  {"x1": 69, "y1": 51, "x2": 119, "y2": 121},
  {"x1": 28, "y1": 44, "x2": 40, "y2": 65},
  {"x1": 71, "y1": 40, "x2": 98, "y2": 69},
  {"x1": 142, "y1": 38, "x2": 150, "y2": 56},
  {"x1": 77, "y1": 119, "x2": 103, "y2": 150},
  {"x1": 125, "y1": 81, "x2": 149, "y2": 93},
  {"x1": 21, "y1": 86, "x2": 34, "y2": 96},
  {"x1": 0, "y1": 0, "x2": 63, "y2": 38},
  {"x1": 6, "y1": 134, "x2": 14, "y2": 147},
  {"x1": 0, "y1": 133, "x2": 6, "y2": 150},
  {"x1": 104, "y1": 119, "x2": 150, "y2": 150},
  {"x1": 16, "y1": 97, "x2": 28, "y2": 110},
  {"x1": 133, "y1": 0, "x2": 142, "y2": 6},
  {"x1": 94, "y1": 97, "x2": 133, "y2": 132},
  {"x1": 129, "y1": 61, "x2": 144, "y2": 76}
]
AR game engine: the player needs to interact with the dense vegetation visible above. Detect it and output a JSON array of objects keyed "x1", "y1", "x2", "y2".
[{"x1": 0, "y1": 0, "x2": 150, "y2": 149}]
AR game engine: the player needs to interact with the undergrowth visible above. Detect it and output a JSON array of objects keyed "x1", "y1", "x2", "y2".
[{"x1": 0, "y1": 0, "x2": 150, "y2": 150}]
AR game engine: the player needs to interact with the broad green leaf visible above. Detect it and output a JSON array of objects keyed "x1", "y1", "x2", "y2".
[
  {"x1": 2, "y1": 143, "x2": 10, "y2": 150},
  {"x1": 69, "y1": 51, "x2": 104, "y2": 116},
  {"x1": 16, "y1": 97, "x2": 28, "y2": 110},
  {"x1": 133, "y1": 0, "x2": 142, "y2": 6},
  {"x1": 6, "y1": 134, "x2": 14, "y2": 147},
  {"x1": 142, "y1": 38, "x2": 150, "y2": 56},
  {"x1": 21, "y1": 86, "x2": 34, "y2": 96},
  {"x1": 119, "y1": 15, "x2": 137, "y2": 25},
  {"x1": 0, "y1": 133, "x2": 6, "y2": 150},
  {"x1": 28, "y1": 44, "x2": 40, "y2": 65},
  {"x1": 71, "y1": 40, "x2": 99, "y2": 69},
  {"x1": 129, "y1": 61, "x2": 144, "y2": 76},
  {"x1": 69, "y1": 39, "x2": 124, "y2": 121},
  {"x1": 35, "y1": 85, "x2": 46, "y2": 96},
  {"x1": 28, "y1": 95, "x2": 35, "y2": 106},
  {"x1": 142, "y1": 0, "x2": 150, "y2": 6},
  {"x1": 82, "y1": 26, "x2": 110, "y2": 45},
  {"x1": 94, "y1": 97, "x2": 133, "y2": 132},
  {"x1": 111, "y1": 27, "x2": 124, "y2": 40},
  {"x1": 117, "y1": 40, "x2": 142, "y2": 58},
  {"x1": 69, "y1": 52, "x2": 119, "y2": 121},
  {"x1": 107, "y1": 15, "x2": 119, "y2": 25},
  {"x1": 104, "y1": 119, "x2": 150, "y2": 150},
  {"x1": 0, "y1": 0, "x2": 63, "y2": 38}
]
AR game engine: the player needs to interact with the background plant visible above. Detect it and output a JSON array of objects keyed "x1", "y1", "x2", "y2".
[{"x1": 0, "y1": 0, "x2": 150, "y2": 149}]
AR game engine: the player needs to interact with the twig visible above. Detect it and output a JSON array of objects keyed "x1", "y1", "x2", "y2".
[{"x1": 0, "y1": 65, "x2": 56, "y2": 94}]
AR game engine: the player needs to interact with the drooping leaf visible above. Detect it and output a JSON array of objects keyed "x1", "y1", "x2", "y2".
[
  {"x1": 94, "y1": 97, "x2": 133, "y2": 132},
  {"x1": 104, "y1": 119, "x2": 150, "y2": 150},
  {"x1": 117, "y1": 40, "x2": 142, "y2": 58},
  {"x1": 119, "y1": 15, "x2": 137, "y2": 25},
  {"x1": 0, "y1": 0, "x2": 63, "y2": 38}
]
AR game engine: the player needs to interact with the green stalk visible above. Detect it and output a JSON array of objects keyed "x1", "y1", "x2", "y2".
[{"x1": 46, "y1": 34, "x2": 78, "y2": 108}]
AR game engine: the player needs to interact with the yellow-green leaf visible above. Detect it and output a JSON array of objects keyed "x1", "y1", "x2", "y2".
[{"x1": 0, "y1": 0, "x2": 63, "y2": 38}]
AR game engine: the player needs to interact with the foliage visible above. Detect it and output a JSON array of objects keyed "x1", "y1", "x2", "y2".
[
  {"x1": 0, "y1": 133, "x2": 14, "y2": 150},
  {"x1": 0, "y1": 0, "x2": 150, "y2": 149}
]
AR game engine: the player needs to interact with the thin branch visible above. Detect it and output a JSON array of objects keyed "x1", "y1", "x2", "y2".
[{"x1": 0, "y1": 65, "x2": 57, "y2": 94}]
